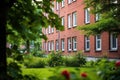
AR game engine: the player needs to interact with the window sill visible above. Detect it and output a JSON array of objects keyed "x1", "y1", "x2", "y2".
[
  {"x1": 109, "y1": 49, "x2": 118, "y2": 52},
  {"x1": 85, "y1": 22, "x2": 90, "y2": 25},
  {"x1": 95, "y1": 49, "x2": 102, "y2": 52}
]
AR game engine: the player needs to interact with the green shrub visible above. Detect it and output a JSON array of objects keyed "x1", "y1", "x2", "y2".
[
  {"x1": 96, "y1": 58, "x2": 120, "y2": 80},
  {"x1": 64, "y1": 51, "x2": 86, "y2": 67},
  {"x1": 24, "y1": 57, "x2": 46, "y2": 68},
  {"x1": 48, "y1": 51, "x2": 64, "y2": 67}
]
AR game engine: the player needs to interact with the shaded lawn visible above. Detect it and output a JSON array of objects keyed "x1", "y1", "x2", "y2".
[{"x1": 22, "y1": 67, "x2": 101, "y2": 80}]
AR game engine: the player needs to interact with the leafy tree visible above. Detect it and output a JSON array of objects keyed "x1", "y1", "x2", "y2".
[
  {"x1": 0, "y1": 0, "x2": 63, "y2": 79},
  {"x1": 78, "y1": 0, "x2": 120, "y2": 35}
]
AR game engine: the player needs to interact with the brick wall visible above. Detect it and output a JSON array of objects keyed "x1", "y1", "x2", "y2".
[{"x1": 42, "y1": 0, "x2": 120, "y2": 59}]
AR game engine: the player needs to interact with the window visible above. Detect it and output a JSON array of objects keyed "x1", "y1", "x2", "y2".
[
  {"x1": 48, "y1": 41, "x2": 51, "y2": 51},
  {"x1": 56, "y1": 2, "x2": 59, "y2": 10},
  {"x1": 73, "y1": 12, "x2": 77, "y2": 27},
  {"x1": 95, "y1": 34, "x2": 101, "y2": 51},
  {"x1": 72, "y1": 0, "x2": 76, "y2": 1},
  {"x1": 61, "y1": 0, "x2": 65, "y2": 7},
  {"x1": 56, "y1": 40, "x2": 59, "y2": 51},
  {"x1": 68, "y1": 14, "x2": 72, "y2": 28},
  {"x1": 85, "y1": 8, "x2": 90, "y2": 24},
  {"x1": 68, "y1": 38, "x2": 72, "y2": 51},
  {"x1": 61, "y1": 17, "x2": 64, "y2": 26},
  {"x1": 72, "y1": 37, "x2": 77, "y2": 51},
  {"x1": 85, "y1": 36, "x2": 90, "y2": 51},
  {"x1": 48, "y1": 26, "x2": 51, "y2": 34},
  {"x1": 68, "y1": 0, "x2": 72, "y2": 4},
  {"x1": 51, "y1": 28, "x2": 54, "y2": 33},
  {"x1": 110, "y1": 33, "x2": 118, "y2": 51},
  {"x1": 68, "y1": 0, "x2": 76, "y2": 4},
  {"x1": 51, "y1": 41, "x2": 54, "y2": 51},
  {"x1": 61, "y1": 39, "x2": 65, "y2": 51},
  {"x1": 95, "y1": 13, "x2": 100, "y2": 21}
]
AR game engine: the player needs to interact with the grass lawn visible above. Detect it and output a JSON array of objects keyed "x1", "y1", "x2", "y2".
[{"x1": 22, "y1": 67, "x2": 101, "y2": 80}]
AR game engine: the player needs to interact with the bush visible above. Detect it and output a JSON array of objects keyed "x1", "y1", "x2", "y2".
[
  {"x1": 65, "y1": 51, "x2": 86, "y2": 67},
  {"x1": 48, "y1": 51, "x2": 64, "y2": 67},
  {"x1": 24, "y1": 57, "x2": 46, "y2": 68},
  {"x1": 96, "y1": 59, "x2": 120, "y2": 80}
]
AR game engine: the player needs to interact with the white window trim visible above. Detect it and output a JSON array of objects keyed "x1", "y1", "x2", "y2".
[
  {"x1": 48, "y1": 42, "x2": 51, "y2": 51},
  {"x1": 68, "y1": 0, "x2": 72, "y2": 4},
  {"x1": 61, "y1": 39, "x2": 65, "y2": 51},
  {"x1": 51, "y1": 28, "x2": 54, "y2": 33},
  {"x1": 68, "y1": 38, "x2": 72, "y2": 51},
  {"x1": 110, "y1": 33, "x2": 118, "y2": 51},
  {"x1": 61, "y1": 0, "x2": 65, "y2": 7},
  {"x1": 73, "y1": 37, "x2": 77, "y2": 51},
  {"x1": 95, "y1": 13, "x2": 100, "y2": 21},
  {"x1": 68, "y1": 14, "x2": 72, "y2": 28},
  {"x1": 85, "y1": 8, "x2": 90, "y2": 24},
  {"x1": 73, "y1": 12, "x2": 77, "y2": 27},
  {"x1": 85, "y1": 36, "x2": 90, "y2": 51},
  {"x1": 51, "y1": 41, "x2": 54, "y2": 51},
  {"x1": 56, "y1": 2, "x2": 59, "y2": 10},
  {"x1": 96, "y1": 35, "x2": 101, "y2": 51},
  {"x1": 48, "y1": 26, "x2": 51, "y2": 34},
  {"x1": 61, "y1": 17, "x2": 64, "y2": 26}
]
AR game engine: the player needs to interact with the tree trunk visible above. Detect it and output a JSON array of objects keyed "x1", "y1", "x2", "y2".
[
  {"x1": 26, "y1": 40, "x2": 30, "y2": 53},
  {"x1": 0, "y1": 1, "x2": 7, "y2": 80}
]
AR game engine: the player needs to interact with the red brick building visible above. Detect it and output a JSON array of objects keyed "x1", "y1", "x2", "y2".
[{"x1": 42, "y1": 0, "x2": 120, "y2": 59}]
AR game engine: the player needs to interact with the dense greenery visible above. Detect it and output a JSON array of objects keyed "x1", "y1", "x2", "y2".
[
  {"x1": 78, "y1": 0, "x2": 120, "y2": 35},
  {"x1": 0, "y1": 0, "x2": 64, "y2": 79},
  {"x1": 64, "y1": 51, "x2": 86, "y2": 67}
]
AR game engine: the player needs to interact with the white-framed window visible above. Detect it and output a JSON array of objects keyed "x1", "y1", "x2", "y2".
[
  {"x1": 72, "y1": 0, "x2": 76, "y2": 2},
  {"x1": 95, "y1": 34, "x2": 101, "y2": 51},
  {"x1": 61, "y1": 0, "x2": 65, "y2": 7},
  {"x1": 72, "y1": 37, "x2": 77, "y2": 51},
  {"x1": 85, "y1": 8, "x2": 90, "y2": 24},
  {"x1": 51, "y1": 27, "x2": 54, "y2": 33},
  {"x1": 95, "y1": 13, "x2": 100, "y2": 21},
  {"x1": 48, "y1": 26, "x2": 51, "y2": 34},
  {"x1": 48, "y1": 41, "x2": 51, "y2": 51},
  {"x1": 85, "y1": 36, "x2": 90, "y2": 51},
  {"x1": 68, "y1": 14, "x2": 72, "y2": 28},
  {"x1": 56, "y1": 2, "x2": 59, "y2": 10},
  {"x1": 68, "y1": 0, "x2": 72, "y2": 4},
  {"x1": 72, "y1": 12, "x2": 77, "y2": 27},
  {"x1": 61, "y1": 17, "x2": 64, "y2": 26},
  {"x1": 51, "y1": 41, "x2": 54, "y2": 51},
  {"x1": 61, "y1": 39, "x2": 65, "y2": 51},
  {"x1": 68, "y1": 38, "x2": 72, "y2": 51},
  {"x1": 56, "y1": 40, "x2": 59, "y2": 51},
  {"x1": 110, "y1": 33, "x2": 118, "y2": 51}
]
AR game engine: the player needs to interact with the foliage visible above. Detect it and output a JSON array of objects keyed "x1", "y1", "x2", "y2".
[
  {"x1": 96, "y1": 58, "x2": 120, "y2": 80},
  {"x1": 7, "y1": 57, "x2": 39, "y2": 80},
  {"x1": 49, "y1": 68, "x2": 90, "y2": 80},
  {"x1": 48, "y1": 51, "x2": 64, "y2": 67},
  {"x1": 65, "y1": 51, "x2": 86, "y2": 67},
  {"x1": 24, "y1": 57, "x2": 47, "y2": 68},
  {"x1": 77, "y1": 0, "x2": 120, "y2": 35}
]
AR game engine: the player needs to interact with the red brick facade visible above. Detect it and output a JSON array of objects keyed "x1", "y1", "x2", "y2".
[{"x1": 42, "y1": 0, "x2": 120, "y2": 58}]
